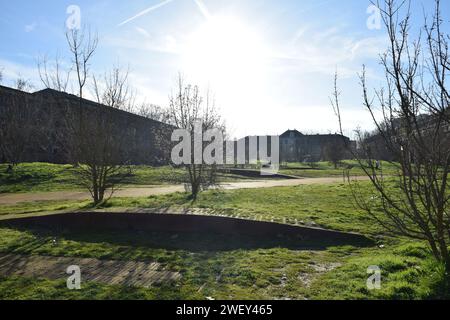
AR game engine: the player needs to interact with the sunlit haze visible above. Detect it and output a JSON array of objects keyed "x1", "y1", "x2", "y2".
[{"x1": 1, "y1": 0, "x2": 449, "y2": 138}]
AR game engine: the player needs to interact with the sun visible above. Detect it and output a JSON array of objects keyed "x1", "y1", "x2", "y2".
[{"x1": 182, "y1": 15, "x2": 268, "y2": 103}]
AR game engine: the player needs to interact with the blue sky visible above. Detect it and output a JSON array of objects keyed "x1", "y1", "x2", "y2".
[{"x1": 1, "y1": 0, "x2": 448, "y2": 138}]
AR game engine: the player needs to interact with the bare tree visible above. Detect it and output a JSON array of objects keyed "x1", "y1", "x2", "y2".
[
  {"x1": 323, "y1": 141, "x2": 345, "y2": 169},
  {"x1": 14, "y1": 76, "x2": 34, "y2": 92},
  {"x1": 330, "y1": 71, "x2": 344, "y2": 136},
  {"x1": 93, "y1": 66, "x2": 136, "y2": 112},
  {"x1": 334, "y1": 0, "x2": 450, "y2": 274},
  {"x1": 66, "y1": 27, "x2": 98, "y2": 100},
  {"x1": 37, "y1": 54, "x2": 71, "y2": 92},
  {"x1": 137, "y1": 103, "x2": 171, "y2": 123},
  {"x1": 168, "y1": 74, "x2": 224, "y2": 200},
  {"x1": 38, "y1": 27, "x2": 134, "y2": 205},
  {"x1": 38, "y1": 28, "x2": 97, "y2": 96},
  {"x1": 69, "y1": 66, "x2": 134, "y2": 204},
  {"x1": 67, "y1": 31, "x2": 135, "y2": 205},
  {"x1": 326, "y1": 71, "x2": 349, "y2": 168}
]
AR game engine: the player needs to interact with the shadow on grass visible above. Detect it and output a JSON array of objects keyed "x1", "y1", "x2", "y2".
[
  {"x1": 0, "y1": 212, "x2": 374, "y2": 253},
  {"x1": 0, "y1": 224, "x2": 364, "y2": 253},
  {"x1": 0, "y1": 165, "x2": 80, "y2": 193},
  {"x1": 0, "y1": 171, "x2": 56, "y2": 192}
]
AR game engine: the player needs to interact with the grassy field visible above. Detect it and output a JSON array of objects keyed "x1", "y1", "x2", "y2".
[
  {"x1": 278, "y1": 160, "x2": 401, "y2": 178},
  {"x1": 0, "y1": 160, "x2": 400, "y2": 194},
  {"x1": 0, "y1": 163, "x2": 256, "y2": 193},
  {"x1": 0, "y1": 163, "x2": 182, "y2": 193},
  {"x1": 103, "y1": 183, "x2": 380, "y2": 234},
  {"x1": 1, "y1": 181, "x2": 381, "y2": 235},
  {"x1": 0, "y1": 178, "x2": 448, "y2": 300},
  {"x1": 0, "y1": 224, "x2": 447, "y2": 300}
]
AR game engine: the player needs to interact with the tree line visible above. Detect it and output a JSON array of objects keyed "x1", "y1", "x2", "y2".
[{"x1": 0, "y1": 26, "x2": 223, "y2": 203}]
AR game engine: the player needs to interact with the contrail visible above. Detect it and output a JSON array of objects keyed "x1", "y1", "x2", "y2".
[
  {"x1": 118, "y1": 0, "x2": 174, "y2": 27},
  {"x1": 193, "y1": 0, "x2": 211, "y2": 19}
]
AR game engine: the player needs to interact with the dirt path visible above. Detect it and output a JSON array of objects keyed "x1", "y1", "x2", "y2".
[
  {"x1": 0, "y1": 253, "x2": 181, "y2": 288},
  {"x1": 0, "y1": 176, "x2": 368, "y2": 205}
]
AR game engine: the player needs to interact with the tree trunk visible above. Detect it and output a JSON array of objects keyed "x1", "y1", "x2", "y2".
[
  {"x1": 427, "y1": 237, "x2": 442, "y2": 262},
  {"x1": 191, "y1": 182, "x2": 199, "y2": 201},
  {"x1": 92, "y1": 177, "x2": 100, "y2": 205},
  {"x1": 98, "y1": 187, "x2": 105, "y2": 204}
]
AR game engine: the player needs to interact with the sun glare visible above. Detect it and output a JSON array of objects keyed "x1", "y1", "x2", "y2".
[{"x1": 182, "y1": 15, "x2": 268, "y2": 104}]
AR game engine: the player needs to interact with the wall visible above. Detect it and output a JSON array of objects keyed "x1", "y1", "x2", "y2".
[
  {"x1": 0, "y1": 85, "x2": 174, "y2": 165},
  {"x1": 280, "y1": 133, "x2": 352, "y2": 162}
]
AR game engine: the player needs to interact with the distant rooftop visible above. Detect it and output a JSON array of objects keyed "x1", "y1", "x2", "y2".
[
  {"x1": 280, "y1": 129, "x2": 303, "y2": 138},
  {"x1": 0, "y1": 85, "x2": 173, "y2": 128}
]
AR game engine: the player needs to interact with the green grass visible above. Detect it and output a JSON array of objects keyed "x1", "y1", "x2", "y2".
[
  {"x1": 0, "y1": 163, "x2": 191, "y2": 193},
  {"x1": 0, "y1": 276, "x2": 201, "y2": 300},
  {"x1": 279, "y1": 160, "x2": 401, "y2": 178},
  {"x1": 100, "y1": 182, "x2": 382, "y2": 235},
  {"x1": 0, "y1": 226, "x2": 447, "y2": 300},
  {"x1": 309, "y1": 242, "x2": 450, "y2": 300},
  {"x1": 0, "y1": 163, "x2": 257, "y2": 194},
  {"x1": 0, "y1": 169, "x2": 448, "y2": 300},
  {"x1": 0, "y1": 180, "x2": 397, "y2": 235},
  {"x1": 0, "y1": 160, "x2": 400, "y2": 194},
  {"x1": 0, "y1": 226, "x2": 335, "y2": 299},
  {"x1": 0, "y1": 200, "x2": 92, "y2": 216},
  {"x1": 0, "y1": 163, "x2": 81, "y2": 193}
]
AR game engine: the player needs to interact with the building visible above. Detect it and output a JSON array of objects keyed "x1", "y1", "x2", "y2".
[
  {"x1": 362, "y1": 112, "x2": 450, "y2": 161},
  {"x1": 0, "y1": 85, "x2": 174, "y2": 165},
  {"x1": 279, "y1": 129, "x2": 354, "y2": 162},
  {"x1": 1, "y1": 85, "x2": 357, "y2": 166},
  {"x1": 231, "y1": 130, "x2": 355, "y2": 165}
]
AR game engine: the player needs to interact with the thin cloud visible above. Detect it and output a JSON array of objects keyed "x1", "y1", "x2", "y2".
[
  {"x1": 272, "y1": 23, "x2": 388, "y2": 78},
  {"x1": 104, "y1": 34, "x2": 179, "y2": 54},
  {"x1": 135, "y1": 26, "x2": 151, "y2": 38},
  {"x1": 0, "y1": 58, "x2": 40, "y2": 87},
  {"x1": 118, "y1": 0, "x2": 174, "y2": 27},
  {"x1": 193, "y1": 0, "x2": 211, "y2": 19}
]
